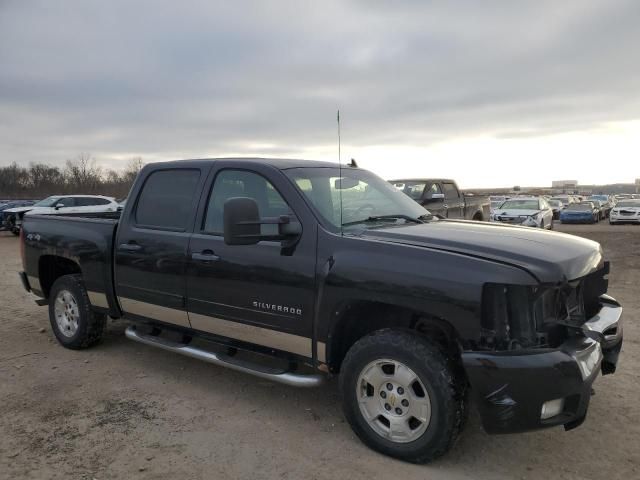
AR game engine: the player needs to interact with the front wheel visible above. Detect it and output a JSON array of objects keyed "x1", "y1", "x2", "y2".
[
  {"x1": 48, "y1": 274, "x2": 106, "y2": 349},
  {"x1": 340, "y1": 330, "x2": 466, "y2": 463}
]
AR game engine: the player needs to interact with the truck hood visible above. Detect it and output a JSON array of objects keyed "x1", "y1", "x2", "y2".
[{"x1": 359, "y1": 220, "x2": 603, "y2": 283}]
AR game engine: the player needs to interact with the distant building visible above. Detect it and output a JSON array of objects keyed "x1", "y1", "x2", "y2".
[{"x1": 551, "y1": 180, "x2": 578, "y2": 194}]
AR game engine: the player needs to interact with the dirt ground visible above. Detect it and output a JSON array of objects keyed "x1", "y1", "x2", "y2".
[{"x1": 0, "y1": 223, "x2": 638, "y2": 480}]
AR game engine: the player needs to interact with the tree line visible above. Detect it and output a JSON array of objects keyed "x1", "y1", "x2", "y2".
[{"x1": 0, "y1": 154, "x2": 144, "y2": 200}]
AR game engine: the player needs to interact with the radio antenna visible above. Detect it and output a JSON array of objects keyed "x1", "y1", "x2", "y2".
[{"x1": 337, "y1": 109, "x2": 343, "y2": 236}]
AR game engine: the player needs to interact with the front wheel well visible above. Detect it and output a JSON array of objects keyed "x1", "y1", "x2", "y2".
[
  {"x1": 38, "y1": 256, "x2": 82, "y2": 298},
  {"x1": 326, "y1": 301, "x2": 461, "y2": 373}
]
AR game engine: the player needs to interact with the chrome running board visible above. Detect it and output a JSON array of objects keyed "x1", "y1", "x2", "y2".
[{"x1": 125, "y1": 326, "x2": 325, "y2": 388}]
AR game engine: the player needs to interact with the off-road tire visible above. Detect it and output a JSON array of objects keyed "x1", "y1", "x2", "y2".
[
  {"x1": 340, "y1": 329, "x2": 466, "y2": 463},
  {"x1": 48, "y1": 274, "x2": 106, "y2": 349}
]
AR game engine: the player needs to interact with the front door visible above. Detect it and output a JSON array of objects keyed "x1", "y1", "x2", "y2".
[
  {"x1": 186, "y1": 163, "x2": 318, "y2": 359},
  {"x1": 114, "y1": 167, "x2": 206, "y2": 327}
]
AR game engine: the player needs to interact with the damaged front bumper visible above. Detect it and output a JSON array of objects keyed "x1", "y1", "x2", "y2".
[{"x1": 462, "y1": 295, "x2": 623, "y2": 434}]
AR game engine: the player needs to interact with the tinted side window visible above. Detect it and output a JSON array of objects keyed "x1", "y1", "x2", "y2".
[
  {"x1": 442, "y1": 183, "x2": 459, "y2": 199},
  {"x1": 135, "y1": 169, "x2": 200, "y2": 230},
  {"x1": 76, "y1": 197, "x2": 106, "y2": 206},
  {"x1": 57, "y1": 197, "x2": 75, "y2": 207},
  {"x1": 203, "y1": 170, "x2": 291, "y2": 234}
]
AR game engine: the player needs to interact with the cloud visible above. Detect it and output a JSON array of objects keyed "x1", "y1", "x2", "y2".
[{"x1": 1, "y1": 0, "x2": 639, "y2": 186}]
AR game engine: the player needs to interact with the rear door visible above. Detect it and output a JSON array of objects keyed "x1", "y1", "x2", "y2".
[
  {"x1": 442, "y1": 182, "x2": 464, "y2": 218},
  {"x1": 114, "y1": 167, "x2": 207, "y2": 328},
  {"x1": 186, "y1": 162, "x2": 318, "y2": 359}
]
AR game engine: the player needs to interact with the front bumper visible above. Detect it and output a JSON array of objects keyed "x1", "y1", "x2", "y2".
[
  {"x1": 462, "y1": 295, "x2": 623, "y2": 434},
  {"x1": 560, "y1": 215, "x2": 594, "y2": 223},
  {"x1": 610, "y1": 214, "x2": 640, "y2": 223}
]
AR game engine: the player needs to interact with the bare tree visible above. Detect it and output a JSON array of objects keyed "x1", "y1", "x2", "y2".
[
  {"x1": 0, "y1": 154, "x2": 143, "y2": 199},
  {"x1": 64, "y1": 153, "x2": 103, "y2": 193}
]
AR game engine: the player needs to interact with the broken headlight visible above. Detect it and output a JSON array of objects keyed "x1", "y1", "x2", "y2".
[{"x1": 481, "y1": 284, "x2": 569, "y2": 350}]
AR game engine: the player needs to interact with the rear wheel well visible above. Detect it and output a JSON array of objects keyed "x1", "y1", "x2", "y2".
[
  {"x1": 38, "y1": 256, "x2": 82, "y2": 298},
  {"x1": 327, "y1": 301, "x2": 461, "y2": 373}
]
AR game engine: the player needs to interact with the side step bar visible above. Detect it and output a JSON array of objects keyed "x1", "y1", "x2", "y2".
[{"x1": 125, "y1": 326, "x2": 325, "y2": 388}]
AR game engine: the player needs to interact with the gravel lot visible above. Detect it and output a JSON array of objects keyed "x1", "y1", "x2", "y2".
[{"x1": 0, "y1": 223, "x2": 638, "y2": 480}]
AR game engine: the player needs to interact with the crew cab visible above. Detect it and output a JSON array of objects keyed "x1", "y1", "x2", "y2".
[
  {"x1": 390, "y1": 178, "x2": 490, "y2": 221},
  {"x1": 18, "y1": 158, "x2": 623, "y2": 463}
]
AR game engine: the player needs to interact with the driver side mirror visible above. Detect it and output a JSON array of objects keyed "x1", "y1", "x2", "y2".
[
  {"x1": 426, "y1": 193, "x2": 445, "y2": 202},
  {"x1": 54, "y1": 203, "x2": 65, "y2": 210},
  {"x1": 223, "y1": 197, "x2": 301, "y2": 246}
]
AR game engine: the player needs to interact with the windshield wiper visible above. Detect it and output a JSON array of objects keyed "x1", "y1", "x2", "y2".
[{"x1": 342, "y1": 214, "x2": 424, "y2": 227}]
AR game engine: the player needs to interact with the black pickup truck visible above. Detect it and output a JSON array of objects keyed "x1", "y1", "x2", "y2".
[
  {"x1": 390, "y1": 178, "x2": 490, "y2": 220},
  {"x1": 19, "y1": 158, "x2": 623, "y2": 463}
]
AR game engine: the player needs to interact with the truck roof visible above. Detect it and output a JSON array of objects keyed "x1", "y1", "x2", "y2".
[{"x1": 146, "y1": 157, "x2": 345, "y2": 171}]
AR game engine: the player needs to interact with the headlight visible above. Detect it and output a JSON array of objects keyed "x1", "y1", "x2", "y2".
[{"x1": 572, "y1": 340, "x2": 602, "y2": 380}]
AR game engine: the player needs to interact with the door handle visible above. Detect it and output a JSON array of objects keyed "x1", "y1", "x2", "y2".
[
  {"x1": 192, "y1": 250, "x2": 220, "y2": 262},
  {"x1": 118, "y1": 243, "x2": 142, "y2": 252}
]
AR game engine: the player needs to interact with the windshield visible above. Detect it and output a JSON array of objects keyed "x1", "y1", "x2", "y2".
[
  {"x1": 390, "y1": 181, "x2": 427, "y2": 200},
  {"x1": 285, "y1": 167, "x2": 431, "y2": 230},
  {"x1": 548, "y1": 200, "x2": 561, "y2": 207},
  {"x1": 490, "y1": 201, "x2": 503, "y2": 209},
  {"x1": 567, "y1": 204, "x2": 592, "y2": 211},
  {"x1": 617, "y1": 200, "x2": 640, "y2": 208},
  {"x1": 499, "y1": 199, "x2": 539, "y2": 210},
  {"x1": 551, "y1": 197, "x2": 569, "y2": 204},
  {"x1": 33, "y1": 196, "x2": 60, "y2": 207}
]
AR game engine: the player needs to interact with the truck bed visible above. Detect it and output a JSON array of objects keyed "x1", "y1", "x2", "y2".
[{"x1": 22, "y1": 213, "x2": 120, "y2": 316}]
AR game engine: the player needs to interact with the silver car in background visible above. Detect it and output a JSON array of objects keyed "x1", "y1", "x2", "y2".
[{"x1": 491, "y1": 197, "x2": 555, "y2": 229}]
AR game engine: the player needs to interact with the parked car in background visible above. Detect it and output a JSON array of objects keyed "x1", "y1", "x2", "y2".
[
  {"x1": 3, "y1": 195, "x2": 119, "y2": 235},
  {"x1": 491, "y1": 197, "x2": 554, "y2": 229},
  {"x1": 390, "y1": 178, "x2": 490, "y2": 220},
  {"x1": 588, "y1": 195, "x2": 613, "y2": 218},
  {"x1": 0, "y1": 200, "x2": 37, "y2": 230},
  {"x1": 547, "y1": 199, "x2": 563, "y2": 219},
  {"x1": 560, "y1": 202, "x2": 599, "y2": 224},
  {"x1": 609, "y1": 199, "x2": 640, "y2": 225},
  {"x1": 550, "y1": 195, "x2": 574, "y2": 208}
]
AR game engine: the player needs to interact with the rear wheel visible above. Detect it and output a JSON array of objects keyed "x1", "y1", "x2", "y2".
[
  {"x1": 48, "y1": 274, "x2": 106, "y2": 349},
  {"x1": 340, "y1": 330, "x2": 466, "y2": 463}
]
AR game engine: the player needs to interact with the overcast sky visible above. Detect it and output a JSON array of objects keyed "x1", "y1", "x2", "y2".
[{"x1": 1, "y1": 0, "x2": 639, "y2": 188}]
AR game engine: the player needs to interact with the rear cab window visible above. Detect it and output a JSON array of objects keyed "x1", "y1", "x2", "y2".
[
  {"x1": 442, "y1": 182, "x2": 460, "y2": 199},
  {"x1": 134, "y1": 169, "x2": 201, "y2": 230}
]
